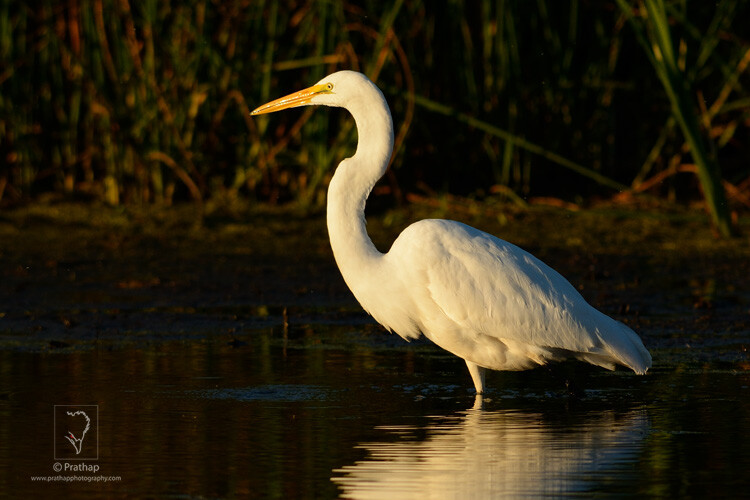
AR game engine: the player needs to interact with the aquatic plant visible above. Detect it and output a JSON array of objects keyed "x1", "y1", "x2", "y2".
[{"x1": 0, "y1": 1, "x2": 747, "y2": 234}]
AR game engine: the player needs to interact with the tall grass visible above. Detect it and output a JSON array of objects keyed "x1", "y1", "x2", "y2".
[
  {"x1": 616, "y1": 0, "x2": 736, "y2": 235},
  {"x1": 0, "y1": 1, "x2": 747, "y2": 233}
]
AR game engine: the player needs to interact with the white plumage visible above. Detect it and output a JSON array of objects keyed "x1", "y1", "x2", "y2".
[{"x1": 252, "y1": 70, "x2": 651, "y2": 393}]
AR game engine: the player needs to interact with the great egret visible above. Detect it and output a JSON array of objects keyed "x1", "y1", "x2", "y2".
[{"x1": 252, "y1": 71, "x2": 651, "y2": 394}]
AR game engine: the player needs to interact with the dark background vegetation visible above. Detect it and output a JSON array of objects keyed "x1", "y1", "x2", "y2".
[{"x1": 0, "y1": 1, "x2": 748, "y2": 226}]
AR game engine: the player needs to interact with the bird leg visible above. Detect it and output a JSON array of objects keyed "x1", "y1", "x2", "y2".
[
  {"x1": 465, "y1": 360, "x2": 486, "y2": 394},
  {"x1": 471, "y1": 394, "x2": 484, "y2": 411}
]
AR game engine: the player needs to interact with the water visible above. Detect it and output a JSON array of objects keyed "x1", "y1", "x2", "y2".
[
  {"x1": 2, "y1": 338, "x2": 748, "y2": 498},
  {"x1": 1, "y1": 208, "x2": 749, "y2": 498},
  {"x1": 333, "y1": 407, "x2": 650, "y2": 498}
]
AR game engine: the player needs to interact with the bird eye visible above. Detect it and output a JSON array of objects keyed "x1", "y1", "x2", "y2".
[{"x1": 326, "y1": 83, "x2": 334, "y2": 91}]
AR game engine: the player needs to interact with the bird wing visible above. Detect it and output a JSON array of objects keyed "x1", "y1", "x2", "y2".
[{"x1": 393, "y1": 219, "x2": 606, "y2": 353}]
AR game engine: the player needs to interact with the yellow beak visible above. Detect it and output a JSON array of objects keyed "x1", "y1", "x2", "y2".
[{"x1": 251, "y1": 83, "x2": 332, "y2": 115}]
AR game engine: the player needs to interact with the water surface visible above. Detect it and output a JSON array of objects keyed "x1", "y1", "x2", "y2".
[{"x1": 1, "y1": 206, "x2": 748, "y2": 498}]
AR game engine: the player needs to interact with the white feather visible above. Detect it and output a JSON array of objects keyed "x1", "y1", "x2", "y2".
[{"x1": 253, "y1": 70, "x2": 652, "y2": 393}]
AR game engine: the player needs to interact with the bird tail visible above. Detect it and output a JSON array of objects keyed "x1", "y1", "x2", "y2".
[{"x1": 578, "y1": 313, "x2": 652, "y2": 374}]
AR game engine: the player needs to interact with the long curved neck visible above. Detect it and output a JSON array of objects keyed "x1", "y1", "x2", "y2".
[{"x1": 326, "y1": 90, "x2": 394, "y2": 287}]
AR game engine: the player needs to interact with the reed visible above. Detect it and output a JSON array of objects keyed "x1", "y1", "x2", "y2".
[
  {"x1": 616, "y1": 0, "x2": 735, "y2": 235},
  {"x1": 0, "y1": 0, "x2": 747, "y2": 234}
]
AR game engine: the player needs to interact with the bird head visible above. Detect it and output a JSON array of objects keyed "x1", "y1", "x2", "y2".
[{"x1": 251, "y1": 71, "x2": 376, "y2": 115}]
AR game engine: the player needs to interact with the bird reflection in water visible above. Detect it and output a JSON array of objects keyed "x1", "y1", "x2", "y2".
[{"x1": 332, "y1": 397, "x2": 648, "y2": 499}]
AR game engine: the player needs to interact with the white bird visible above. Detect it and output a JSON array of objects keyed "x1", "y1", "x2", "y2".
[{"x1": 252, "y1": 70, "x2": 651, "y2": 394}]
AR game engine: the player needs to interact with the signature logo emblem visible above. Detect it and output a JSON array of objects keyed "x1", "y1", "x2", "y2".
[
  {"x1": 54, "y1": 405, "x2": 99, "y2": 461},
  {"x1": 63, "y1": 410, "x2": 91, "y2": 454}
]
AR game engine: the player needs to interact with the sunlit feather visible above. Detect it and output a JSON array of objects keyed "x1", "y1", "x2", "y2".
[{"x1": 252, "y1": 71, "x2": 651, "y2": 393}]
